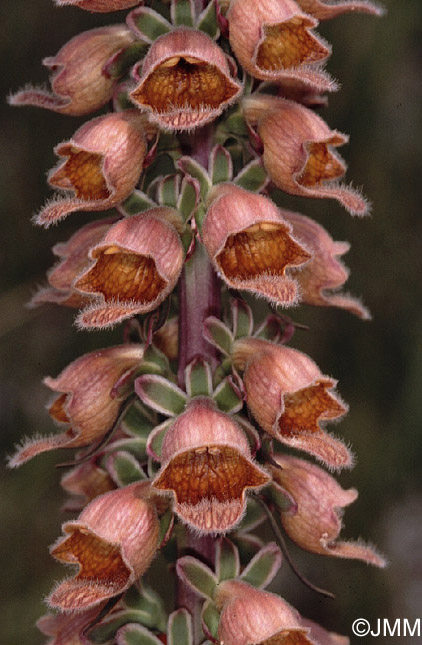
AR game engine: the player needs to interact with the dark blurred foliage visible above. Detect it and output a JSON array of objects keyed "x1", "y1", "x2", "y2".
[{"x1": 1, "y1": 1, "x2": 421, "y2": 643}]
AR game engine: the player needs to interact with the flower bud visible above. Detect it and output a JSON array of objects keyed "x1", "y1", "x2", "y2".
[
  {"x1": 296, "y1": 0, "x2": 384, "y2": 20},
  {"x1": 61, "y1": 462, "x2": 115, "y2": 512},
  {"x1": 283, "y1": 210, "x2": 370, "y2": 318},
  {"x1": 152, "y1": 398, "x2": 270, "y2": 533},
  {"x1": 74, "y1": 209, "x2": 184, "y2": 329},
  {"x1": 214, "y1": 579, "x2": 314, "y2": 645},
  {"x1": 130, "y1": 28, "x2": 242, "y2": 130},
  {"x1": 37, "y1": 605, "x2": 107, "y2": 644},
  {"x1": 54, "y1": 0, "x2": 140, "y2": 12},
  {"x1": 48, "y1": 482, "x2": 160, "y2": 612},
  {"x1": 271, "y1": 454, "x2": 387, "y2": 566},
  {"x1": 8, "y1": 344, "x2": 143, "y2": 467},
  {"x1": 31, "y1": 217, "x2": 114, "y2": 308},
  {"x1": 228, "y1": 0, "x2": 335, "y2": 92},
  {"x1": 243, "y1": 96, "x2": 369, "y2": 216},
  {"x1": 36, "y1": 111, "x2": 149, "y2": 227},
  {"x1": 9, "y1": 26, "x2": 134, "y2": 116},
  {"x1": 154, "y1": 317, "x2": 179, "y2": 361},
  {"x1": 232, "y1": 338, "x2": 352, "y2": 469},
  {"x1": 202, "y1": 184, "x2": 311, "y2": 306}
]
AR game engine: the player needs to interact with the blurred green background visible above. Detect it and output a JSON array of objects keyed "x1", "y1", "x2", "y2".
[{"x1": 1, "y1": 0, "x2": 421, "y2": 643}]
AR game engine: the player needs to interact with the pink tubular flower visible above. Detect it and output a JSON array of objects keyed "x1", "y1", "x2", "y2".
[
  {"x1": 232, "y1": 338, "x2": 352, "y2": 469},
  {"x1": 214, "y1": 579, "x2": 315, "y2": 645},
  {"x1": 37, "y1": 605, "x2": 106, "y2": 644},
  {"x1": 130, "y1": 28, "x2": 242, "y2": 131},
  {"x1": 296, "y1": 0, "x2": 384, "y2": 20},
  {"x1": 48, "y1": 482, "x2": 160, "y2": 612},
  {"x1": 8, "y1": 344, "x2": 144, "y2": 467},
  {"x1": 151, "y1": 398, "x2": 270, "y2": 533},
  {"x1": 202, "y1": 184, "x2": 311, "y2": 305},
  {"x1": 31, "y1": 217, "x2": 115, "y2": 309},
  {"x1": 228, "y1": 0, "x2": 336, "y2": 92},
  {"x1": 243, "y1": 95, "x2": 369, "y2": 216},
  {"x1": 54, "y1": 0, "x2": 140, "y2": 12},
  {"x1": 283, "y1": 210, "x2": 370, "y2": 318},
  {"x1": 36, "y1": 110, "x2": 149, "y2": 227},
  {"x1": 271, "y1": 454, "x2": 387, "y2": 566},
  {"x1": 73, "y1": 209, "x2": 184, "y2": 329},
  {"x1": 9, "y1": 25, "x2": 134, "y2": 116}
]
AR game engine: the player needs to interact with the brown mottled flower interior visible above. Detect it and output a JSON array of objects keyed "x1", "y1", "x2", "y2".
[
  {"x1": 261, "y1": 630, "x2": 313, "y2": 644},
  {"x1": 299, "y1": 142, "x2": 345, "y2": 187},
  {"x1": 153, "y1": 446, "x2": 268, "y2": 504},
  {"x1": 256, "y1": 18, "x2": 328, "y2": 70},
  {"x1": 217, "y1": 222, "x2": 310, "y2": 280},
  {"x1": 132, "y1": 57, "x2": 238, "y2": 112},
  {"x1": 75, "y1": 247, "x2": 166, "y2": 303},
  {"x1": 51, "y1": 528, "x2": 129, "y2": 586},
  {"x1": 51, "y1": 148, "x2": 110, "y2": 201},
  {"x1": 278, "y1": 379, "x2": 346, "y2": 436},
  {"x1": 49, "y1": 393, "x2": 70, "y2": 423}
]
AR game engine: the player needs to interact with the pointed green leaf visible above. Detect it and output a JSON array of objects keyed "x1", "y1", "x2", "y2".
[
  {"x1": 193, "y1": 203, "x2": 206, "y2": 233},
  {"x1": 102, "y1": 437, "x2": 148, "y2": 460},
  {"x1": 239, "y1": 543, "x2": 281, "y2": 589},
  {"x1": 143, "y1": 154, "x2": 176, "y2": 189},
  {"x1": 234, "y1": 159, "x2": 268, "y2": 192},
  {"x1": 232, "y1": 533, "x2": 264, "y2": 563},
  {"x1": 106, "y1": 451, "x2": 146, "y2": 487},
  {"x1": 158, "y1": 508, "x2": 174, "y2": 547},
  {"x1": 223, "y1": 111, "x2": 248, "y2": 136},
  {"x1": 171, "y1": 0, "x2": 195, "y2": 26},
  {"x1": 177, "y1": 176, "x2": 199, "y2": 220},
  {"x1": 213, "y1": 377, "x2": 243, "y2": 414},
  {"x1": 215, "y1": 538, "x2": 240, "y2": 582},
  {"x1": 106, "y1": 41, "x2": 148, "y2": 78},
  {"x1": 129, "y1": 7, "x2": 172, "y2": 43},
  {"x1": 135, "y1": 375, "x2": 187, "y2": 416},
  {"x1": 197, "y1": 0, "x2": 219, "y2": 39},
  {"x1": 209, "y1": 145, "x2": 233, "y2": 185},
  {"x1": 115, "y1": 87, "x2": 135, "y2": 111},
  {"x1": 158, "y1": 174, "x2": 181, "y2": 208},
  {"x1": 168, "y1": 609, "x2": 193, "y2": 645},
  {"x1": 125, "y1": 585, "x2": 167, "y2": 633},
  {"x1": 203, "y1": 316, "x2": 234, "y2": 357},
  {"x1": 89, "y1": 610, "x2": 157, "y2": 644},
  {"x1": 156, "y1": 131, "x2": 181, "y2": 156},
  {"x1": 178, "y1": 157, "x2": 211, "y2": 201},
  {"x1": 201, "y1": 602, "x2": 220, "y2": 641},
  {"x1": 122, "y1": 401, "x2": 157, "y2": 439},
  {"x1": 236, "y1": 497, "x2": 266, "y2": 534},
  {"x1": 142, "y1": 345, "x2": 170, "y2": 374},
  {"x1": 122, "y1": 191, "x2": 157, "y2": 215},
  {"x1": 146, "y1": 418, "x2": 173, "y2": 461},
  {"x1": 185, "y1": 357, "x2": 213, "y2": 397},
  {"x1": 230, "y1": 298, "x2": 254, "y2": 339},
  {"x1": 267, "y1": 481, "x2": 297, "y2": 514},
  {"x1": 176, "y1": 556, "x2": 217, "y2": 600},
  {"x1": 116, "y1": 624, "x2": 162, "y2": 645}
]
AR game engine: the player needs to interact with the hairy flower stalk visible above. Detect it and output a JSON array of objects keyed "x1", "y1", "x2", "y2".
[{"x1": 9, "y1": 1, "x2": 386, "y2": 643}]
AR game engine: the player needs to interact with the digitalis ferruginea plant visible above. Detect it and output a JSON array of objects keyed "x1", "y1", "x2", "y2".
[{"x1": 8, "y1": 0, "x2": 386, "y2": 643}]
